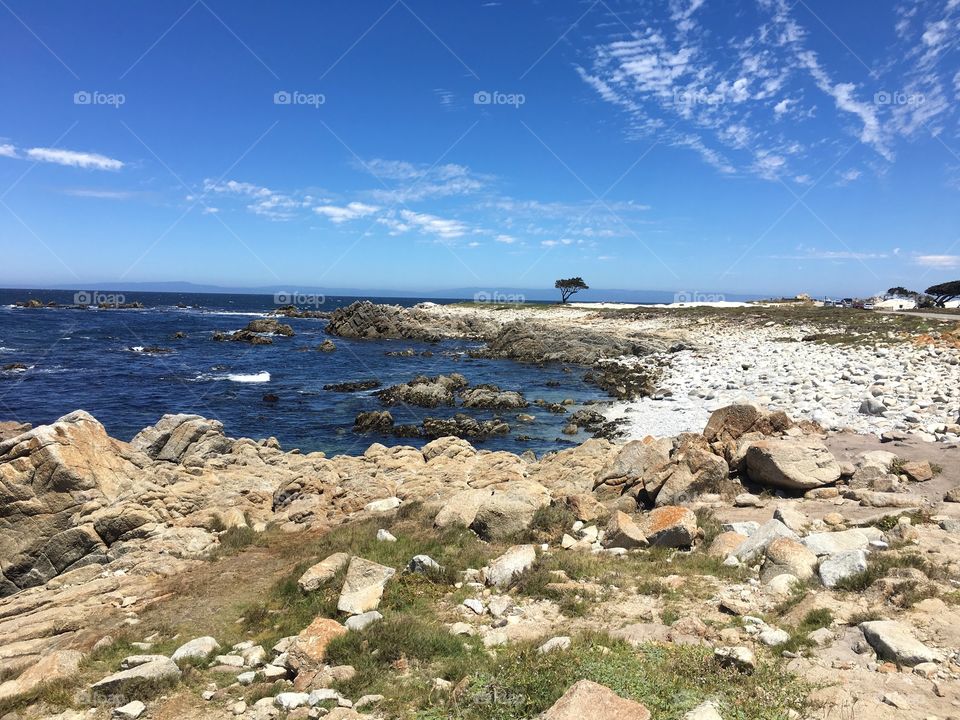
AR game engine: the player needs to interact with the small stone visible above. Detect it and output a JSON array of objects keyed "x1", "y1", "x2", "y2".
[
  {"x1": 734, "y1": 493, "x2": 763, "y2": 508},
  {"x1": 408, "y1": 555, "x2": 440, "y2": 573},
  {"x1": 714, "y1": 646, "x2": 755, "y2": 672},
  {"x1": 882, "y1": 692, "x2": 910, "y2": 710},
  {"x1": 112, "y1": 701, "x2": 146, "y2": 719},
  {"x1": 463, "y1": 598, "x2": 485, "y2": 615},
  {"x1": 365, "y1": 497, "x2": 401, "y2": 513},
  {"x1": 171, "y1": 636, "x2": 220, "y2": 665},
  {"x1": 538, "y1": 636, "x2": 571, "y2": 653},
  {"x1": 344, "y1": 610, "x2": 382, "y2": 632},
  {"x1": 276, "y1": 692, "x2": 311, "y2": 710},
  {"x1": 376, "y1": 528, "x2": 397, "y2": 542}
]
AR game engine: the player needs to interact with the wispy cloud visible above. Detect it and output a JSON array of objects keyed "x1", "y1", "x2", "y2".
[
  {"x1": 314, "y1": 202, "x2": 379, "y2": 223},
  {"x1": 576, "y1": 0, "x2": 959, "y2": 180},
  {"x1": 0, "y1": 144, "x2": 17, "y2": 159},
  {"x1": 24, "y1": 147, "x2": 124, "y2": 170},
  {"x1": 64, "y1": 188, "x2": 136, "y2": 199},
  {"x1": 772, "y1": 249, "x2": 889, "y2": 261},
  {"x1": 203, "y1": 179, "x2": 309, "y2": 220},
  {"x1": 914, "y1": 254, "x2": 960, "y2": 268},
  {"x1": 359, "y1": 158, "x2": 491, "y2": 203}
]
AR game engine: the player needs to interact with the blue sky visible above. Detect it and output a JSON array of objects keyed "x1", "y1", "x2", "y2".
[{"x1": 1, "y1": 0, "x2": 958, "y2": 297}]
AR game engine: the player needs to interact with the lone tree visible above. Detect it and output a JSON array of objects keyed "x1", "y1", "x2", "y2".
[
  {"x1": 926, "y1": 280, "x2": 960, "y2": 308},
  {"x1": 555, "y1": 277, "x2": 588, "y2": 303}
]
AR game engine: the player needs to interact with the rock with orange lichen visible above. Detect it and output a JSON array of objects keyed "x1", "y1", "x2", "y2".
[{"x1": 637, "y1": 506, "x2": 698, "y2": 548}]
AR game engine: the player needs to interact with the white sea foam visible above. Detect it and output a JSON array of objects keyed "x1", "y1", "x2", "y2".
[
  {"x1": 228, "y1": 371, "x2": 270, "y2": 383},
  {"x1": 193, "y1": 370, "x2": 271, "y2": 383}
]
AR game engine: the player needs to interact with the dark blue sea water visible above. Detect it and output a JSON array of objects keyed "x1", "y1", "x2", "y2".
[{"x1": 0, "y1": 289, "x2": 608, "y2": 456}]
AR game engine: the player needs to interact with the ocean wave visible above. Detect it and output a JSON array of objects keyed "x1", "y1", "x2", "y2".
[{"x1": 193, "y1": 370, "x2": 271, "y2": 383}]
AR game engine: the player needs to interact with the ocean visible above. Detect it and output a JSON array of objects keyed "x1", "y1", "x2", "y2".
[{"x1": 0, "y1": 289, "x2": 609, "y2": 456}]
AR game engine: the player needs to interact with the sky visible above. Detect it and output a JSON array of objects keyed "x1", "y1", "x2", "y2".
[{"x1": 1, "y1": 0, "x2": 959, "y2": 298}]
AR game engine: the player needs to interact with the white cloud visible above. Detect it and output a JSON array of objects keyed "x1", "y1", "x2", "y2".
[
  {"x1": 396, "y1": 209, "x2": 467, "y2": 240},
  {"x1": 25, "y1": 147, "x2": 123, "y2": 170},
  {"x1": 773, "y1": 98, "x2": 791, "y2": 116},
  {"x1": 541, "y1": 239, "x2": 560, "y2": 247},
  {"x1": 314, "y1": 202, "x2": 379, "y2": 223},
  {"x1": 0, "y1": 144, "x2": 17, "y2": 158},
  {"x1": 63, "y1": 188, "x2": 135, "y2": 199},
  {"x1": 773, "y1": 249, "x2": 888, "y2": 261},
  {"x1": 838, "y1": 168, "x2": 862, "y2": 184},
  {"x1": 360, "y1": 158, "x2": 490, "y2": 203},
  {"x1": 203, "y1": 179, "x2": 306, "y2": 220},
  {"x1": 495, "y1": 234, "x2": 517, "y2": 244},
  {"x1": 915, "y1": 254, "x2": 960, "y2": 268}
]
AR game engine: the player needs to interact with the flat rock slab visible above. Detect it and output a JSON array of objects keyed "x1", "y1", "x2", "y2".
[
  {"x1": 337, "y1": 557, "x2": 396, "y2": 615},
  {"x1": 91, "y1": 657, "x2": 181, "y2": 697},
  {"x1": 0, "y1": 650, "x2": 83, "y2": 701},
  {"x1": 299, "y1": 552, "x2": 351, "y2": 592},
  {"x1": 542, "y1": 679, "x2": 651, "y2": 720},
  {"x1": 860, "y1": 620, "x2": 942, "y2": 667},
  {"x1": 803, "y1": 529, "x2": 876, "y2": 556}
]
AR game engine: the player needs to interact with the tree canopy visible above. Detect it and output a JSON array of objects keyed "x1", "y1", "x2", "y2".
[
  {"x1": 886, "y1": 286, "x2": 917, "y2": 298},
  {"x1": 926, "y1": 281, "x2": 960, "y2": 308},
  {"x1": 555, "y1": 277, "x2": 589, "y2": 303}
]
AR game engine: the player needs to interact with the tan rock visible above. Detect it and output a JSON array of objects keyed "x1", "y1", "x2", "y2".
[
  {"x1": 543, "y1": 679, "x2": 650, "y2": 720},
  {"x1": 298, "y1": 553, "x2": 351, "y2": 592},
  {"x1": 744, "y1": 438, "x2": 841, "y2": 490},
  {"x1": 337, "y1": 558, "x2": 396, "y2": 615},
  {"x1": 0, "y1": 650, "x2": 83, "y2": 701},
  {"x1": 761, "y1": 537, "x2": 818, "y2": 582},
  {"x1": 707, "y1": 531, "x2": 747, "y2": 558},
  {"x1": 604, "y1": 511, "x2": 648, "y2": 549},
  {"x1": 288, "y1": 617, "x2": 348, "y2": 670},
  {"x1": 638, "y1": 506, "x2": 698, "y2": 548}
]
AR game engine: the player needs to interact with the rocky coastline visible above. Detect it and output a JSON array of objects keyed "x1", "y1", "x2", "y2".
[
  {"x1": 2, "y1": 302, "x2": 960, "y2": 719},
  {"x1": 0, "y1": 398, "x2": 959, "y2": 718}
]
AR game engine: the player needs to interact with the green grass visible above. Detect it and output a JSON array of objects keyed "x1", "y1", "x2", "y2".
[
  {"x1": 451, "y1": 633, "x2": 811, "y2": 720},
  {"x1": 779, "y1": 609, "x2": 834, "y2": 654},
  {"x1": 238, "y1": 506, "x2": 497, "y2": 648},
  {"x1": 834, "y1": 552, "x2": 941, "y2": 594}
]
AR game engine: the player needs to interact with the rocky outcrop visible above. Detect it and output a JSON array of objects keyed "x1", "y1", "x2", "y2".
[
  {"x1": 325, "y1": 301, "x2": 493, "y2": 342},
  {"x1": 375, "y1": 374, "x2": 468, "y2": 408},
  {"x1": 214, "y1": 318, "x2": 294, "y2": 344},
  {"x1": 131, "y1": 414, "x2": 233, "y2": 464},
  {"x1": 0, "y1": 411, "x2": 153, "y2": 595},
  {"x1": 476, "y1": 321, "x2": 668, "y2": 364},
  {"x1": 460, "y1": 384, "x2": 528, "y2": 409}
]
